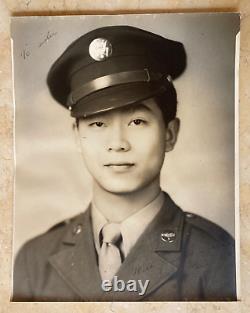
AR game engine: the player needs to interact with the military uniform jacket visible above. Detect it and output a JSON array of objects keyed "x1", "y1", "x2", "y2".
[{"x1": 13, "y1": 193, "x2": 236, "y2": 301}]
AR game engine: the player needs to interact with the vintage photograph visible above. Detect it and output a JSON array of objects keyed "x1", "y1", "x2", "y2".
[{"x1": 11, "y1": 13, "x2": 239, "y2": 301}]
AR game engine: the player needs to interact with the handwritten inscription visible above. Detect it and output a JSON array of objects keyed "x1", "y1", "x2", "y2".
[
  {"x1": 20, "y1": 45, "x2": 30, "y2": 60},
  {"x1": 20, "y1": 31, "x2": 58, "y2": 60},
  {"x1": 133, "y1": 263, "x2": 153, "y2": 275},
  {"x1": 38, "y1": 31, "x2": 57, "y2": 48}
]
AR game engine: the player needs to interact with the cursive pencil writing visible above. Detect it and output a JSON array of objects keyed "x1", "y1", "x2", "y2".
[{"x1": 38, "y1": 31, "x2": 57, "y2": 48}]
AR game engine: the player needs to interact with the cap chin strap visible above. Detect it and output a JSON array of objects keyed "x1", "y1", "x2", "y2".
[{"x1": 68, "y1": 69, "x2": 165, "y2": 108}]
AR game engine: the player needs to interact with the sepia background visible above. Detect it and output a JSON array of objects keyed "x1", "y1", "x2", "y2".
[
  {"x1": 12, "y1": 13, "x2": 239, "y2": 255},
  {"x1": 0, "y1": 0, "x2": 250, "y2": 313}
]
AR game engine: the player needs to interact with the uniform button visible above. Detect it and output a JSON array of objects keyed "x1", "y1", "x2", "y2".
[
  {"x1": 161, "y1": 231, "x2": 176, "y2": 243},
  {"x1": 73, "y1": 224, "x2": 83, "y2": 235},
  {"x1": 186, "y1": 213, "x2": 194, "y2": 218}
]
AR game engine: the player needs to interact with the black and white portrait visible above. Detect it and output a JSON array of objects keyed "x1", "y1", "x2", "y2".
[{"x1": 11, "y1": 13, "x2": 239, "y2": 302}]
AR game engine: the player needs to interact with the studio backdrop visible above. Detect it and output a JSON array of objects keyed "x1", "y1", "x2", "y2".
[{"x1": 11, "y1": 13, "x2": 239, "y2": 256}]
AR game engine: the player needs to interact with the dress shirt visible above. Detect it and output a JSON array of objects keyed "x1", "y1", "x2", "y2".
[{"x1": 91, "y1": 191, "x2": 164, "y2": 259}]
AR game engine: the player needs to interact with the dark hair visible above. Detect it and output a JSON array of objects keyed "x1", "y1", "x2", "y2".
[{"x1": 153, "y1": 84, "x2": 177, "y2": 126}]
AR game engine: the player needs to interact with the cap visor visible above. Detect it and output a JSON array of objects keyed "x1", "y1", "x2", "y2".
[{"x1": 71, "y1": 82, "x2": 164, "y2": 118}]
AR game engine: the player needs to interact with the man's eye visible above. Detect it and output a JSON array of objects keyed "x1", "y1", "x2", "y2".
[
  {"x1": 129, "y1": 119, "x2": 146, "y2": 126},
  {"x1": 89, "y1": 121, "x2": 105, "y2": 127}
]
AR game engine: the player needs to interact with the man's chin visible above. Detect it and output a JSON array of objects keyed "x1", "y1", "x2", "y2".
[
  {"x1": 99, "y1": 182, "x2": 149, "y2": 196},
  {"x1": 93, "y1": 179, "x2": 135, "y2": 193},
  {"x1": 104, "y1": 187, "x2": 140, "y2": 196}
]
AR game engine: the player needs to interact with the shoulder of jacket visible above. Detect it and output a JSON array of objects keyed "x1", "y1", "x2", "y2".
[
  {"x1": 19, "y1": 211, "x2": 88, "y2": 253},
  {"x1": 47, "y1": 212, "x2": 84, "y2": 232},
  {"x1": 184, "y1": 211, "x2": 234, "y2": 246}
]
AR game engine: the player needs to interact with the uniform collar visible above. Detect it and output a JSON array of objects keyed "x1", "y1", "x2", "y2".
[
  {"x1": 59, "y1": 211, "x2": 89, "y2": 245},
  {"x1": 91, "y1": 191, "x2": 165, "y2": 257},
  {"x1": 103, "y1": 192, "x2": 185, "y2": 301},
  {"x1": 48, "y1": 193, "x2": 186, "y2": 300},
  {"x1": 60, "y1": 191, "x2": 184, "y2": 251}
]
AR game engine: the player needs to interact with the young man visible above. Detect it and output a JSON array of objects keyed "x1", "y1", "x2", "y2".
[{"x1": 13, "y1": 25, "x2": 236, "y2": 301}]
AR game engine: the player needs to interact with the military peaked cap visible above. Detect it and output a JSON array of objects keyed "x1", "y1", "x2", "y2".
[{"x1": 47, "y1": 25, "x2": 186, "y2": 118}]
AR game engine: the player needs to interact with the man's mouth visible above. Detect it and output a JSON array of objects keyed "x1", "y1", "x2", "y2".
[
  {"x1": 104, "y1": 163, "x2": 135, "y2": 167},
  {"x1": 104, "y1": 163, "x2": 135, "y2": 171}
]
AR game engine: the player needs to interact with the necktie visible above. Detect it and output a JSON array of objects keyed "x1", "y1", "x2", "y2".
[{"x1": 99, "y1": 222, "x2": 122, "y2": 281}]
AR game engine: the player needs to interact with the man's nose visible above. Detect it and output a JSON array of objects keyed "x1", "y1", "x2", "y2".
[{"x1": 106, "y1": 124, "x2": 130, "y2": 152}]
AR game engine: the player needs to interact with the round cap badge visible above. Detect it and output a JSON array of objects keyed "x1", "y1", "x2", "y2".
[{"x1": 89, "y1": 38, "x2": 112, "y2": 61}]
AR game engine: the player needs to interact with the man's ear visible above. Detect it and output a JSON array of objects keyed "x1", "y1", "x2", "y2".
[
  {"x1": 165, "y1": 118, "x2": 180, "y2": 152},
  {"x1": 72, "y1": 121, "x2": 82, "y2": 153}
]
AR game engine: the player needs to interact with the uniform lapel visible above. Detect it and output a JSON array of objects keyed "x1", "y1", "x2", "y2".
[
  {"x1": 48, "y1": 194, "x2": 185, "y2": 301},
  {"x1": 102, "y1": 193, "x2": 185, "y2": 301},
  {"x1": 48, "y1": 209, "x2": 103, "y2": 300}
]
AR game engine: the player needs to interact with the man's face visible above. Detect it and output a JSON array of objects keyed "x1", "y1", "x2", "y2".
[{"x1": 77, "y1": 98, "x2": 179, "y2": 195}]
